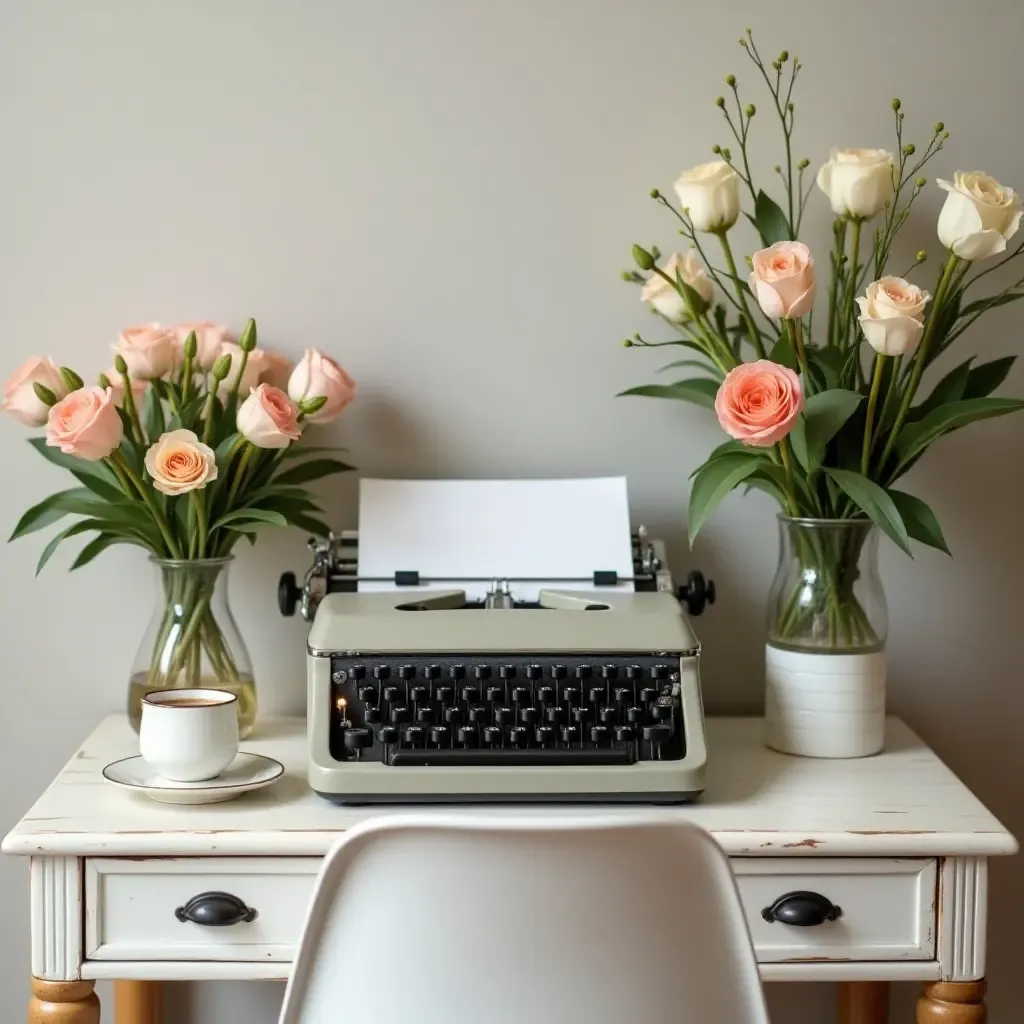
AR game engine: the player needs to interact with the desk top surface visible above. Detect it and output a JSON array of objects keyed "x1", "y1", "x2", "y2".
[{"x1": 3, "y1": 715, "x2": 1016, "y2": 858}]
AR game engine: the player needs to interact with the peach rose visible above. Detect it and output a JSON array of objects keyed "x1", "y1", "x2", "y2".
[
  {"x1": 715, "y1": 360, "x2": 804, "y2": 447},
  {"x1": 2, "y1": 357, "x2": 69, "y2": 427},
  {"x1": 102, "y1": 367, "x2": 149, "y2": 409},
  {"x1": 144, "y1": 428, "x2": 218, "y2": 496},
  {"x1": 287, "y1": 348, "x2": 356, "y2": 423},
  {"x1": 236, "y1": 383, "x2": 302, "y2": 449},
  {"x1": 749, "y1": 241, "x2": 817, "y2": 320},
  {"x1": 115, "y1": 323, "x2": 177, "y2": 380},
  {"x1": 172, "y1": 322, "x2": 231, "y2": 371},
  {"x1": 45, "y1": 386, "x2": 124, "y2": 461}
]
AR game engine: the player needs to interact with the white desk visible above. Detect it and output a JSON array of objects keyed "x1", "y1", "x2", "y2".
[{"x1": 4, "y1": 715, "x2": 1015, "y2": 1023}]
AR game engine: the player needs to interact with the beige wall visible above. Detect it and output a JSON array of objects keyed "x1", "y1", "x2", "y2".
[{"x1": 1, "y1": 1, "x2": 1021, "y2": 1020}]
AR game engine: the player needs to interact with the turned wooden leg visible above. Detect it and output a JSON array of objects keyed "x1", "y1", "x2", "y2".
[
  {"x1": 917, "y1": 980, "x2": 987, "y2": 1023},
  {"x1": 838, "y1": 980, "x2": 890, "y2": 1024},
  {"x1": 114, "y1": 980, "x2": 163, "y2": 1024},
  {"x1": 28, "y1": 978, "x2": 99, "y2": 1023}
]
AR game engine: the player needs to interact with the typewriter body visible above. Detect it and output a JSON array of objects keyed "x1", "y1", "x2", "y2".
[{"x1": 283, "y1": 529, "x2": 714, "y2": 805}]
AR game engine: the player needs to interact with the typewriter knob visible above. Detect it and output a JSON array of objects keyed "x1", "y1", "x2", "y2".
[
  {"x1": 535, "y1": 726, "x2": 555, "y2": 746},
  {"x1": 458, "y1": 727, "x2": 478, "y2": 747},
  {"x1": 511, "y1": 687, "x2": 530, "y2": 704},
  {"x1": 500, "y1": 665, "x2": 516, "y2": 680},
  {"x1": 410, "y1": 686, "x2": 428, "y2": 704},
  {"x1": 430, "y1": 726, "x2": 449, "y2": 745},
  {"x1": 278, "y1": 572, "x2": 300, "y2": 617},
  {"x1": 343, "y1": 728, "x2": 372, "y2": 752},
  {"x1": 551, "y1": 665, "x2": 567, "y2": 680},
  {"x1": 377, "y1": 725, "x2": 398, "y2": 745},
  {"x1": 599, "y1": 707, "x2": 617, "y2": 725},
  {"x1": 365, "y1": 708, "x2": 382, "y2": 725},
  {"x1": 614, "y1": 687, "x2": 631, "y2": 704},
  {"x1": 601, "y1": 665, "x2": 618, "y2": 681},
  {"x1": 575, "y1": 665, "x2": 592, "y2": 680},
  {"x1": 424, "y1": 665, "x2": 441, "y2": 680},
  {"x1": 403, "y1": 726, "x2": 425, "y2": 746},
  {"x1": 399, "y1": 665, "x2": 416, "y2": 681},
  {"x1": 520, "y1": 707, "x2": 538, "y2": 726},
  {"x1": 494, "y1": 707, "x2": 515, "y2": 726},
  {"x1": 677, "y1": 570, "x2": 716, "y2": 616},
  {"x1": 590, "y1": 725, "x2": 609, "y2": 745},
  {"x1": 475, "y1": 665, "x2": 492, "y2": 680},
  {"x1": 625, "y1": 665, "x2": 644, "y2": 680},
  {"x1": 525, "y1": 664, "x2": 542, "y2": 680},
  {"x1": 588, "y1": 686, "x2": 605, "y2": 704},
  {"x1": 390, "y1": 706, "x2": 411, "y2": 724},
  {"x1": 374, "y1": 665, "x2": 391, "y2": 681},
  {"x1": 445, "y1": 707, "x2": 463, "y2": 725},
  {"x1": 484, "y1": 726, "x2": 502, "y2": 746},
  {"x1": 449, "y1": 665, "x2": 466, "y2": 681},
  {"x1": 615, "y1": 725, "x2": 634, "y2": 742}
]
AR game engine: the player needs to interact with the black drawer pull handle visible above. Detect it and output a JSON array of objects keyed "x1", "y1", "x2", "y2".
[
  {"x1": 761, "y1": 890, "x2": 842, "y2": 927},
  {"x1": 175, "y1": 891, "x2": 257, "y2": 927}
]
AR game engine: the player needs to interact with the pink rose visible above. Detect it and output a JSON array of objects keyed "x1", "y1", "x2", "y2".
[
  {"x1": 259, "y1": 349, "x2": 293, "y2": 390},
  {"x1": 45, "y1": 386, "x2": 124, "y2": 461},
  {"x1": 115, "y1": 323, "x2": 177, "y2": 380},
  {"x1": 236, "y1": 383, "x2": 302, "y2": 449},
  {"x1": 715, "y1": 360, "x2": 804, "y2": 447},
  {"x1": 103, "y1": 367, "x2": 149, "y2": 409},
  {"x1": 749, "y1": 241, "x2": 817, "y2": 320},
  {"x1": 287, "y1": 348, "x2": 356, "y2": 423},
  {"x1": 144, "y1": 428, "x2": 218, "y2": 496},
  {"x1": 172, "y1": 322, "x2": 232, "y2": 371},
  {"x1": 2, "y1": 357, "x2": 69, "y2": 427}
]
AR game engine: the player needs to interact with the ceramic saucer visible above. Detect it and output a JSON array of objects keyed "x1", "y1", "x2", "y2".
[{"x1": 102, "y1": 752, "x2": 285, "y2": 804}]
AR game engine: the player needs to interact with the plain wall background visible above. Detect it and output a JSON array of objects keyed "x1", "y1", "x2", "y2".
[{"x1": 1, "y1": 1, "x2": 1021, "y2": 1020}]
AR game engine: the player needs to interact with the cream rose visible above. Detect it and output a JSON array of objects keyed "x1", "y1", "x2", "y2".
[
  {"x1": 45, "y1": 386, "x2": 123, "y2": 461},
  {"x1": 237, "y1": 384, "x2": 302, "y2": 449},
  {"x1": 856, "y1": 277, "x2": 931, "y2": 356},
  {"x1": 287, "y1": 349, "x2": 356, "y2": 423},
  {"x1": 816, "y1": 148, "x2": 894, "y2": 220},
  {"x1": 172, "y1": 322, "x2": 231, "y2": 371},
  {"x1": 749, "y1": 241, "x2": 816, "y2": 319},
  {"x1": 144, "y1": 428, "x2": 218, "y2": 496},
  {"x1": 673, "y1": 161, "x2": 740, "y2": 233},
  {"x1": 216, "y1": 341, "x2": 263, "y2": 396},
  {"x1": 937, "y1": 171, "x2": 1022, "y2": 260},
  {"x1": 2, "y1": 357, "x2": 69, "y2": 427},
  {"x1": 640, "y1": 252, "x2": 713, "y2": 321},
  {"x1": 114, "y1": 323, "x2": 177, "y2": 380}
]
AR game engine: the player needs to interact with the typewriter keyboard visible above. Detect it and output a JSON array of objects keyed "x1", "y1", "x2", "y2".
[{"x1": 329, "y1": 654, "x2": 685, "y2": 766}]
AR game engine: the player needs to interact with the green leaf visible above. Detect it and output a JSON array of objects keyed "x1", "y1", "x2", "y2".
[
  {"x1": 768, "y1": 331, "x2": 798, "y2": 371},
  {"x1": 839, "y1": 343, "x2": 864, "y2": 391},
  {"x1": 791, "y1": 390, "x2": 863, "y2": 474},
  {"x1": 617, "y1": 379, "x2": 719, "y2": 409},
  {"x1": 169, "y1": 394, "x2": 208, "y2": 433},
  {"x1": 35, "y1": 519, "x2": 104, "y2": 575},
  {"x1": 213, "y1": 432, "x2": 243, "y2": 474},
  {"x1": 912, "y1": 358, "x2": 973, "y2": 421},
  {"x1": 743, "y1": 466, "x2": 790, "y2": 508},
  {"x1": 10, "y1": 488, "x2": 94, "y2": 541},
  {"x1": 812, "y1": 346, "x2": 846, "y2": 390},
  {"x1": 963, "y1": 356, "x2": 1015, "y2": 399},
  {"x1": 274, "y1": 458, "x2": 355, "y2": 487},
  {"x1": 211, "y1": 507, "x2": 288, "y2": 530},
  {"x1": 27, "y1": 437, "x2": 119, "y2": 485},
  {"x1": 688, "y1": 439, "x2": 755, "y2": 478},
  {"x1": 753, "y1": 189, "x2": 792, "y2": 246},
  {"x1": 888, "y1": 490, "x2": 950, "y2": 555},
  {"x1": 894, "y1": 397, "x2": 1024, "y2": 473},
  {"x1": 70, "y1": 532, "x2": 125, "y2": 570},
  {"x1": 822, "y1": 468, "x2": 912, "y2": 556},
  {"x1": 141, "y1": 383, "x2": 164, "y2": 442},
  {"x1": 284, "y1": 511, "x2": 335, "y2": 539},
  {"x1": 688, "y1": 454, "x2": 763, "y2": 545},
  {"x1": 959, "y1": 291, "x2": 1024, "y2": 319},
  {"x1": 656, "y1": 358, "x2": 723, "y2": 380},
  {"x1": 280, "y1": 444, "x2": 348, "y2": 461}
]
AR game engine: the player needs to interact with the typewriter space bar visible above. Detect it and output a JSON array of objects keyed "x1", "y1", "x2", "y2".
[{"x1": 390, "y1": 748, "x2": 635, "y2": 767}]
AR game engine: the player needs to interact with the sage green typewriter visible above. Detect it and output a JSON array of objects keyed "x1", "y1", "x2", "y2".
[{"x1": 285, "y1": 529, "x2": 714, "y2": 805}]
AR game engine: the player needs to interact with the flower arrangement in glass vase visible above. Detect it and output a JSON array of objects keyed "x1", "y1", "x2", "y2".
[
  {"x1": 621, "y1": 32, "x2": 1024, "y2": 757},
  {"x1": 3, "y1": 320, "x2": 356, "y2": 737}
]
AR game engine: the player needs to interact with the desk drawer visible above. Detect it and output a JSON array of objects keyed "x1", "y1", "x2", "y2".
[
  {"x1": 734, "y1": 858, "x2": 937, "y2": 962},
  {"x1": 85, "y1": 858, "x2": 320, "y2": 961}
]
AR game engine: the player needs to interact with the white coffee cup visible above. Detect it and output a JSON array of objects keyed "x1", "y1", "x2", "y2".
[{"x1": 139, "y1": 688, "x2": 240, "y2": 782}]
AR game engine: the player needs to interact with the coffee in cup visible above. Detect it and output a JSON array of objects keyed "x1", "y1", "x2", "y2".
[{"x1": 139, "y1": 688, "x2": 240, "y2": 782}]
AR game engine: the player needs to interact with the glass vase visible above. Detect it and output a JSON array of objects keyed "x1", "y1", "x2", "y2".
[
  {"x1": 128, "y1": 557, "x2": 257, "y2": 738},
  {"x1": 764, "y1": 517, "x2": 888, "y2": 759}
]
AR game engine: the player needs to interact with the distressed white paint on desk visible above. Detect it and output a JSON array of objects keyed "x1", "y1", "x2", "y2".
[{"x1": 2, "y1": 716, "x2": 1014, "y2": 858}]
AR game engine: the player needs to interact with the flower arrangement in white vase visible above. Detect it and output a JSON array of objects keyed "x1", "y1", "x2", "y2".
[{"x1": 620, "y1": 32, "x2": 1024, "y2": 757}]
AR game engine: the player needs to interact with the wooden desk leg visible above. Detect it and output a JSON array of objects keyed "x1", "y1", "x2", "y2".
[
  {"x1": 917, "y1": 981, "x2": 987, "y2": 1023},
  {"x1": 28, "y1": 979, "x2": 99, "y2": 1023},
  {"x1": 837, "y1": 981, "x2": 890, "y2": 1024},
  {"x1": 114, "y1": 980, "x2": 164, "y2": 1024}
]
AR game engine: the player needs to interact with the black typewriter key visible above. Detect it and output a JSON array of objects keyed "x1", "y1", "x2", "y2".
[
  {"x1": 550, "y1": 665, "x2": 567, "y2": 680},
  {"x1": 424, "y1": 665, "x2": 441, "y2": 680},
  {"x1": 508, "y1": 726, "x2": 529, "y2": 746},
  {"x1": 500, "y1": 665, "x2": 516, "y2": 680},
  {"x1": 614, "y1": 687, "x2": 631, "y2": 704},
  {"x1": 457, "y1": 726, "x2": 478, "y2": 747},
  {"x1": 469, "y1": 705, "x2": 489, "y2": 724},
  {"x1": 520, "y1": 707, "x2": 538, "y2": 726},
  {"x1": 625, "y1": 665, "x2": 643, "y2": 680},
  {"x1": 561, "y1": 725, "x2": 580, "y2": 744},
  {"x1": 357, "y1": 685, "x2": 375, "y2": 702},
  {"x1": 343, "y1": 727, "x2": 372, "y2": 754},
  {"x1": 537, "y1": 685, "x2": 554, "y2": 704},
  {"x1": 511, "y1": 686, "x2": 530, "y2": 704},
  {"x1": 546, "y1": 705, "x2": 566, "y2": 724},
  {"x1": 572, "y1": 707, "x2": 591, "y2": 724},
  {"x1": 449, "y1": 664, "x2": 466, "y2": 681},
  {"x1": 486, "y1": 685, "x2": 504, "y2": 703},
  {"x1": 535, "y1": 726, "x2": 555, "y2": 745},
  {"x1": 350, "y1": 665, "x2": 366, "y2": 681},
  {"x1": 475, "y1": 665, "x2": 492, "y2": 680},
  {"x1": 373, "y1": 665, "x2": 391, "y2": 681},
  {"x1": 525, "y1": 664, "x2": 542, "y2": 681},
  {"x1": 615, "y1": 725, "x2": 634, "y2": 743},
  {"x1": 399, "y1": 665, "x2": 416, "y2": 681},
  {"x1": 639, "y1": 687, "x2": 657, "y2": 704},
  {"x1": 430, "y1": 726, "x2": 449, "y2": 745},
  {"x1": 445, "y1": 706, "x2": 463, "y2": 725},
  {"x1": 403, "y1": 725, "x2": 425, "y2": 746},
  {"x1": 626, "y1": 706, "x2": 644, "y2": 724},
  {"x1": 383, "y1": 685, "x2": 401, "y2": 703},
  {"x1": 410, "y1": 686, "x2": 428, "y2": 704},
  {"x1": 588, "y1": 686, "x2": 605, "y2": 704},
  {"x1": 461, "y1": 685, "x2": 480, "y2": 702},
  {"x1": 377, "y1": 725, "x2": 398, "y2": 745},
  {"x1": 590, "y1": 725, "x2": 609, "y2": 745},
  {"x1": 651, "y1": 704, "x2": 672, "y2": 721},
  {"x1": 562, "y1": 685, "x2": 580, "y2": 704},
  {"x1": 416, "y1": 707, "x2": 435, "y2": 724},
  {"x1": 575, "y1": 665, "x2": 592, "y2": 680},
  {"x1": 643, "y1": 724, "x2": 672, "y2": 743},
  {"x1": 435, "y1": 686, "x2": 453, "y2": 703},
  {"x1": 599, "y1": 707, "x2": 617, "y2": 725},
  {"x1": 494, "y1": 706, "x2": 515, "y2": 726},
  {"x1": 390, "y1": 706, "x2": 410, "y2": 724},
  {"x1": 365, "y1": 707, "x2": 382, "y2": 725},
  {"x1": 484, "y1": 726, "x2": 502, "y2": 746},
  {"x1": 601, "y1": 665, "x2": 618, "y2": 680},
  {"x1": 651, "y1": 665, "x2": 671, "y2": 680}
]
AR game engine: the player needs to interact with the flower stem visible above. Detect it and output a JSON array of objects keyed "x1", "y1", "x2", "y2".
[
  {"x1": 827, "y1": 218, "x2": 847, "y2": 347},
  {"x1": 861, "y1": 354, "x2": 885, "y2": 476},
  {"x1": 715, "y1": 231, "x2": 766, "y2": 358},
  {"x1": 777, "y1": 439, "x2": 801, "y2": 516},
  {"x1": 788, "y1": 318, "x2": 811, "y2": 388},
  {"x1": 111, "y1": 449, "x2": 183, "y2": 559},
  {"x1": 843, "y1": 218, "x2": 863, "y2": 349},
  {"x1": 190, "y1": 491, "x2": 208, "y2": 558},
  {"x1": 119, "y1": 371, "x2": 146, "y2": 445},
  {"x1": 200, "y1": 384, "x2": 219, "y2": 447},
  {"x1": 224, "y1": 443, "x2": 256, "y2": 517}
]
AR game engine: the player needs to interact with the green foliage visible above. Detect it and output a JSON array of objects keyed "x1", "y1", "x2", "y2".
[
  {"x1": 752, "y1": 189, "x2": 792, "y2": 246},
  {"x1": 823, "y1": 468, "x2": 912, "y2": 555},
  {"x1": 888, "y1": 490, "x2": 950, "y2": 555},
  {"x1": 790, "y1": 390, "x2": 863, "y2": 474},
  {"x1": 688, "y1": 454, "x2": 764, "y2": 545},
  {"x1": 617, "y1": 380, "x2": 719, "y2": 409}
]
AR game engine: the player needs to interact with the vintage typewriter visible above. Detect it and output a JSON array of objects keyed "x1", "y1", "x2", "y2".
[{"x1": 280, "y1": 528, "x2": 714, "y2": 805}]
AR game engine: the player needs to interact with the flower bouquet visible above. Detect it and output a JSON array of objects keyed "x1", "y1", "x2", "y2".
[
  {"x1": 621, "y1": 32, "x2": 1024, "y2": 755},
  {"x1": 3, "y1": 320, "x2": 356, "y2": 735}
]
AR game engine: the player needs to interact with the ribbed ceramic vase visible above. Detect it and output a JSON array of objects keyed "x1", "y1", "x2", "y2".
[{"x1": 764, "y1": 517, "x2": 887, "y2": 759}]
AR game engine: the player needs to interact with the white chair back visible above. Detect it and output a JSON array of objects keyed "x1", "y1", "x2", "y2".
[{"x1": 279, "y1": 814, "x2": 769, "y2": 1024}]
